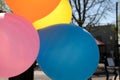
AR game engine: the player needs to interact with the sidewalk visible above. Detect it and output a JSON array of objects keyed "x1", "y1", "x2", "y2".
[
  {"x1": 0, "y1": 68, "x2": 119, "y2": 80},
  {"x1": 34, "y1": 70, "x2": 119, "y2": 80}
]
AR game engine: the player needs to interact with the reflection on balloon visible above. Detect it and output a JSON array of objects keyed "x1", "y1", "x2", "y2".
[
  {"x1": 5, "y1": 0, "x2": 61, "y2": 22},
  {"x1": 0, "y1": 13, "x2": 40, "y2": 77},
  {"x1": 33, "y1": 0, "x2": 72, "y2": 30},
  {"x1": 37, "y1": 24, "x2": 99, "y2": 80}
]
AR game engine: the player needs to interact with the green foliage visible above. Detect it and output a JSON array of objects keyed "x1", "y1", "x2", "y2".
[{"x1": 0, "y1": 0, "x2": 11, "y2": 12}]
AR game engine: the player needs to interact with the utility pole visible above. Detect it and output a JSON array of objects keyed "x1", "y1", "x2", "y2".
[{"x1": 116, "y1": 2, "x2": 120, "y2": 80}]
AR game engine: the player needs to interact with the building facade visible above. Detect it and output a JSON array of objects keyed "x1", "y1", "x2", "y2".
[{"x1": 85, "y1": 24, "x2": 117, "y2": 61}]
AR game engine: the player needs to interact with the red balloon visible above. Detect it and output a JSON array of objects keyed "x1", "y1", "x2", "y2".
[{"x1": 0, "y1": 13, "x2": 40, "y2": 77}]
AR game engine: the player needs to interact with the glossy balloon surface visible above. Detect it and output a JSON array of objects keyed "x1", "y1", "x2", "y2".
[
  {"x1": 5, "y1": 0, "x2": 61, "y2": 22},
  {"x1": 0, "y1": 13, "x2": 40, "y2": 77},
  {"x1": 37, "y1": 24, "x2": 99, "y2": 80},
  {"x1": 33, "y1": 0, "x2": 72, "y2": 30}
]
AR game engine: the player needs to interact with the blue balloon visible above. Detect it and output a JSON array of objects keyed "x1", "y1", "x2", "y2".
[{"x1": 37, "y1": 24, "x2": 99, "y2": 80}]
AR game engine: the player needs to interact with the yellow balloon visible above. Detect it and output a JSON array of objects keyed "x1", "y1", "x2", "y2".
[{"x1": 33, "y1": 0, "x2": 72, "y2": 30}]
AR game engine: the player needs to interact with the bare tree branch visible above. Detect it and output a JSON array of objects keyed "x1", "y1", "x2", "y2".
[
  {"x1": 86, "y1": 2, "x2": 103, "y2": 26},
  {"x1": 78, "y1": 0, "x2": 81, "y2": 20},
  {"x1": 86, "y1": 0, "x2": 95, "y2": 11},
  {"x1": 70, "y1": 0, "x2": 114, "y2": 27},
  {"x1": 82, "y1": 0, "x2": 87, "y2": 23}
]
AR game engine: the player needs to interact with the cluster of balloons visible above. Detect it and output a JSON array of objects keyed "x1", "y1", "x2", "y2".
[
  {"x1": 5, "y1": 0, "x2": 72, "y2": 29},
  {"x1": 0, "y1": 0, "x2": 100, "y2": 80}
]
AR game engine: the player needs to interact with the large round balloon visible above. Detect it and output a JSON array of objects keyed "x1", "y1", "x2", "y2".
[
  {"x1": 33, "y1": 0, "x2": 72, "y2": 30},
  {"x1": 37, "y1": 24, "x2": 99, "y2": 80},
  {"x1": 0, "y1": 13, "x2": 40, "y2": 77},
  {"x1": 5, "y1": 0, "x2": 61, "y2": 22}
]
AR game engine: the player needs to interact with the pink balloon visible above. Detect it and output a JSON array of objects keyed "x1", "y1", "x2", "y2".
[{"x1": 0, "y1": 13, "x2": 40, "y2": 77}]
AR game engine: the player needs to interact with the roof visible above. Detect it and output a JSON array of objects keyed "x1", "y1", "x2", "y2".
[{"x1": 95, "y1": 39, "x2": 105, "y2": 45}]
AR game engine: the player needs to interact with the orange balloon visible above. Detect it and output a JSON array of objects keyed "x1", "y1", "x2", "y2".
[{"x1": 5, "y1": 0, "x2": 61, "y2": 22}]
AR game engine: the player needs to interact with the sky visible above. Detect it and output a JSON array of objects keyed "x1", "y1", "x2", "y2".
[
  {"x1": 71, "y1": 0, "x2": 119, "y2": 26},
  {"x1": 100, "y1": 11, "x2": 116, "y2": 24},
  {"x1": 99, "y1": 0, "x2": 119, "y2": 25}
]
